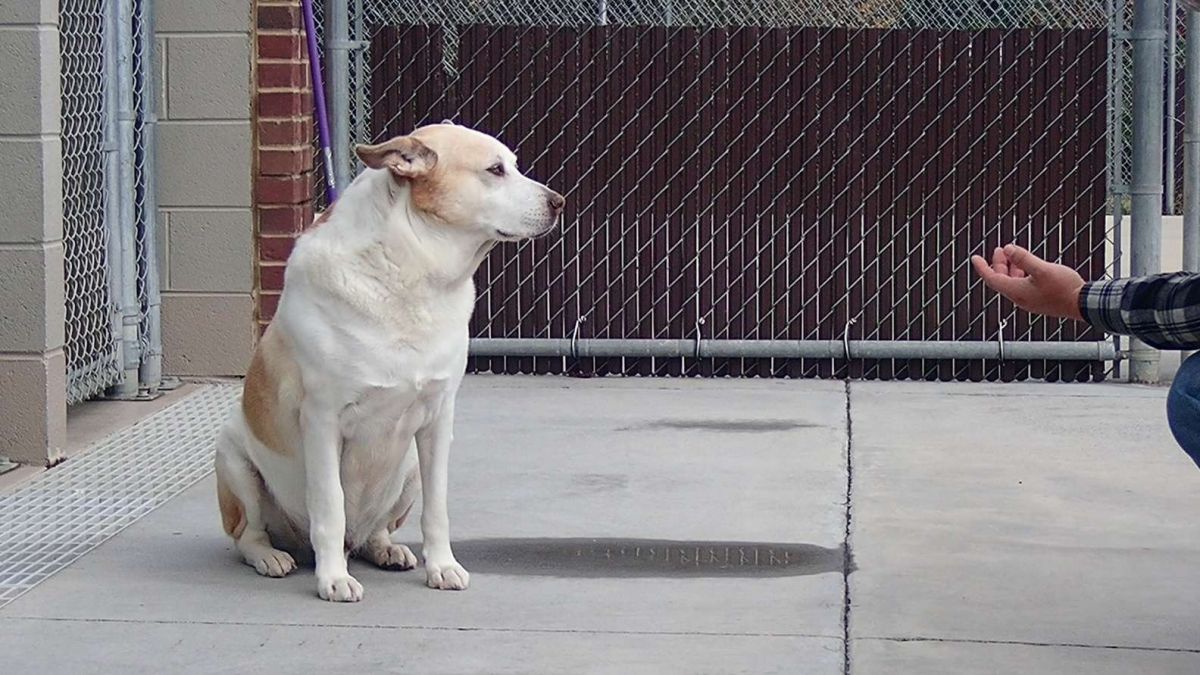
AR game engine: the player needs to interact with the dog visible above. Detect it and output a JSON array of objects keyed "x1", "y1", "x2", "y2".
[{"x1": 214, "y1": 121, "x2": 564, "y2": 602}]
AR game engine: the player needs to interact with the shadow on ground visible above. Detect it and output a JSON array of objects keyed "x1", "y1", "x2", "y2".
[{"x1": 445, "y1": 538, "x2": 848, "y2": 578}]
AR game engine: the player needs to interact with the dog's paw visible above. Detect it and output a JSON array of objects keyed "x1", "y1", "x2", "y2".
[
  {"x1": 317, "y1": 574, "x2": 364, "y2": 602},
  {"x1": 366, "y1": 543, "x2": 418, "y2": 571},
  {"x1": 244, "y1": 548, "x2": 296, "y2": 578},
  {"x1": 425, "y1": 560, "x2": 470, "y2": 590}
]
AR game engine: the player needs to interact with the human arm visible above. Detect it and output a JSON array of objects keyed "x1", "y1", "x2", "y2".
[{"x1": 970, "y1": 244, "x2": 1200, "y2": 350}]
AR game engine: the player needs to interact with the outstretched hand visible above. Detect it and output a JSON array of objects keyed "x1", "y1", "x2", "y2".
[{"x1": 970, "y1": 245, "x2": 1085, "y2": 321}]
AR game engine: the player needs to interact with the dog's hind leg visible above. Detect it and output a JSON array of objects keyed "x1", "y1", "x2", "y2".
[
  {"x1": 215, "y1": 426, "x2": 296, "y2": 578},
  {"x1": 356, "y1": 459, "x2": 420, "y2": 571}
]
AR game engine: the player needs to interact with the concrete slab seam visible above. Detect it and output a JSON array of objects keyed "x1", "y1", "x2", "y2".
[
  {"x1": 842, "y1": 380, "x2": 855, "y2": 675},
  {"x1": 0, "y1": 615, "x2": 843, "y2": 640},
  {"x1": 854, "y1": 635, "x2": 1200, "y2": 655}
]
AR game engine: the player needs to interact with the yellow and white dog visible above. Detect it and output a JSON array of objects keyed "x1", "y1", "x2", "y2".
[{"x1": 214, "y1": 122, "x2": 564, "y2": 602}]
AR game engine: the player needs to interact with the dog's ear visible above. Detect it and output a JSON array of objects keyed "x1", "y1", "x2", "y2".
[
  {"x1": 440, "y1": 119, "x2": 455, "y2": 125},
  {"x1": 354, "y1": 136, "x2": 438, "y2": 178}
]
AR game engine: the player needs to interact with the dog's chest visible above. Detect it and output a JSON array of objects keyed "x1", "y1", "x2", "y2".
[{"x1": 339, "y1": 376, "x2": 451, "y2": 445}]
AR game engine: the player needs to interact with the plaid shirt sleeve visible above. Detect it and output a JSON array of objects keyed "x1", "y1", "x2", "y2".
[{"x1": 1079, "y1": 272, "x2": 1200, "y2": 350}]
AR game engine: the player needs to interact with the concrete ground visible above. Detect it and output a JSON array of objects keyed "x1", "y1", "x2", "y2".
[{"x1": 2, "y1": 376, "x2": 1199, "y2": 673}]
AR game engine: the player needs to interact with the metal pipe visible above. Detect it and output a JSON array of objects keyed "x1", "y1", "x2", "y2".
[
  {"x1": 300, "y1": 0, "x2": 337, "y2": 202},
  {"x1": 1108, "y1": 0, "x2": 1127, "y2": 378},
  {"x1": 353, "y1": 0, "x2": 366, "y2": 146},
  {"x1": 1129, "y1": 0, "x2": 1167, "y2": 383},
  {"x1": 102, "y1": 0, "x2": 125, "y2": 392},
  {"x1": 468, "y1": 339, "x2": 1118, "y2": 362},
  {"x1": 1168, "y1": 0, "x2": 1179, "y2": 213},
  {"x1": 1184, "y1": 9, "x2": 1200, "y2": 364},
  {"x1": 113, "y1": 0, "x2": 141, "y2": 397},
  {"x1": 137, "y1": 0, "x2": 162, "y2": 395},
  {"x1": 325, "y1": 0, "x2": 352, "y2": 193}
]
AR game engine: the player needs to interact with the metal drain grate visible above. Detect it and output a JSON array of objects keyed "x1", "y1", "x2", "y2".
[{"x1": 0, "y1": 384, "x2": 238, "y2": 608}]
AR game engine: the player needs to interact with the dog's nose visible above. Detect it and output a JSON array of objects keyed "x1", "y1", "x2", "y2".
[{"x1": 547, "y1": 191, "x2": 565, "y2": 212}]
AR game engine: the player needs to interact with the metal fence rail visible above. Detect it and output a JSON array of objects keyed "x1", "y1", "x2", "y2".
[
  {"x1": 62, "y1": 0, "x2": 163, "y2": 404},
  {"x1": 320, "y1": 0, "x2": 1124, "y2": 382}
]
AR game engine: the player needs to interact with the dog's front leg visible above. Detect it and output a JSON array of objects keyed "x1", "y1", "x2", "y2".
[
  {"x1": 415, "y1": 398, "x2": 469, "y2": 590},
  {"x1": 302, "y1": 402, "x2": 362, "y2": 602}
]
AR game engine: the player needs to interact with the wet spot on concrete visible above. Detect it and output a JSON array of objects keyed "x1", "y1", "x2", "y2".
[
  {"x1": 571, "y1": 473, "x2": 629, "y2": 492},
  {"x1": 448, "y1": 538, "x2": 847, "y2": 578}
]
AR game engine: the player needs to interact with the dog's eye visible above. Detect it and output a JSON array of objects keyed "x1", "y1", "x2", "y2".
[{"x1": 487, "y1": 163, "x2": 506, "y2": 177}]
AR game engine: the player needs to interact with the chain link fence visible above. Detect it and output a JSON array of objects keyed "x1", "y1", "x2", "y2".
[
  {"x1": 61, "y1": 0, "x2": 122, "y2": 404},
  {"x1": 320, "y1": 0, "x2": 1120, "y2": 382},
  {"x1": 61, "y1": 0, "x2": 163, "y2": 404}
]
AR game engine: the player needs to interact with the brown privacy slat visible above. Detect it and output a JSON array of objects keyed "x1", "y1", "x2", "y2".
[
  {"x1": 594, "y1": 26, "x2": 615, "y2": 377},
  {"x1": 905, "y1": 30, "x2": 932, "y2": 380},
  {"x1": 621, "y1": 27, "x2": 648, "y2": 375},
  {"x1": 1085, "y1": 30, "x2": 1110, "y2": 382},
  {"x1": 853, "y1": 29, "x2": 879, "y2": 380},
  {"x1": 665, "y1": 28, "x2": 695, "y2": 377},
  {"x1": 697, "y1": 27, "x2": 726, "y2": 377},
  {"x1": 528, "y1": 25, "x2": 551, "y2": 375},
  {"x1": 815, "y1": 28, "x2": 838, "y2": 379},
  {"x1": 1029, "y1": 29, "x2": 1052, "y2": 381},
  {"x1": 833, "y1": 28, "x2": 856, "y2": 379},
  {"x1": 1003, "y1": 28, "x2": 1032, "y2": 381},
  {"x1": 793, "y1": 27, "x2": 820, "y2": 378},
  {"x1": 872, "y1": 30, "x2": 898, "y2": 381},
  {"x1": 936, "y1": 32, "x2": 959, "y2": 382},
  {"x1": 965, "y1": 30, "x2": 989, "y2": 382},
  {"x1": 573, "y1": 28, "x2": 599, "y2": 376},
  {"x1": 888, "y1": 30, "x2": 915, "y2": 380},
  {"x1": 980, "y1": 29, "x2": 1002, "y2": 381},
  {"x1": 765, "y1": 27, "x2": 790, "y2": 376},
  {"x1": 369, "y1": 25, "x2": 1109, "y2": 382},
  {"x1": 542, "y1": 27, "x2": 573, "y2": 375},
  {"x1": 1058, "y1": 29, "x2": 1081, "y2": 383},
  {"x1": 955, "y1": 31, "x2": 984, "y2": 381},
  {"x1": 726, "y1": 26, "x2": 754, "y2": 377}
]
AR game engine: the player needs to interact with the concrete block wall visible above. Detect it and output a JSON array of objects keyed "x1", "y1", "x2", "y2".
[
  {"x1": 155, "y1": 0, "x2": 255, "y2": 376},
  {"x1": 0, "y1": 0, "x2": 66, "y2": 464}
]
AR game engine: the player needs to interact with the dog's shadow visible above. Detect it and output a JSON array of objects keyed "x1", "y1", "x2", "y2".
[{"x1": 209, "y1": 537, "x2": 847, "y2": 583}]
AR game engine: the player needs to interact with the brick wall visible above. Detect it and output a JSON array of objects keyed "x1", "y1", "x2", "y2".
[{"x1": 254, "y1": 0, "x2": 315, "y2": 337}]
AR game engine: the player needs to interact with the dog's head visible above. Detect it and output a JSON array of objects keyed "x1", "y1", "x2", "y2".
[{"x1": 354, "y1": 122, "x2": 564, "y2": 242}]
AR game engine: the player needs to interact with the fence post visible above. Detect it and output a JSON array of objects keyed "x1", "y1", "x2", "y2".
[
  {"x1": 1129, "y1": 0, "x2": 1166, "y2": 384},
  {"x1": 325, "y1": 0, "x2": 351, "y2": 192},
  {"x1": 137, "y1": 0, "x2": 162, "y2": 394},
  {"x1": 1168, "y1": 0, "x2": 1179, "y2": 214},
  {"x1": 1184, "y1": 10, "x2": 1200, "y2": 364},
  {"x1": 113, "y1": 0, "x2": 141, "y2": 397},
  {"x1": 103, "y1": 0, "x2": 125, "y2": 383}
]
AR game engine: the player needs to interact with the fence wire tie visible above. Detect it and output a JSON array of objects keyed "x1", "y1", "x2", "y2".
[
  {"x1": 997, "y1": 319, "x2": 1009, "y2": 364},
  {"x1": 695, "y1": 318, "x2": 706, "y2": 359},
  {"x1": 842, "y1": 318, "x2": 857, "y2": 362},
  {"x1": 330, "y1": 39, "x2": 370, "y2": 51},
  {"x1": 570, "y1": 317, "x2": 585, "y2": 360}
]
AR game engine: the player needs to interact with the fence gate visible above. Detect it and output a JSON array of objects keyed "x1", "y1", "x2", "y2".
[
  {"x1": 61, "y1": 0, "x2": 163, "y2": 404},
  {"x1": 321, "y1": 0, "x2": 1119, "y2": 382}
]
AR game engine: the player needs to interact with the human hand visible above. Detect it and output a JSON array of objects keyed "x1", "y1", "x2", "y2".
[{"x1": 970, "y1": 244, "x2": 1085, "y2": 321}]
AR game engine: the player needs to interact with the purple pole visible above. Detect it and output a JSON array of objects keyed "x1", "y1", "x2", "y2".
[{"x1": 300, "y1": 0, "x2": 338, "y2": 204}]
